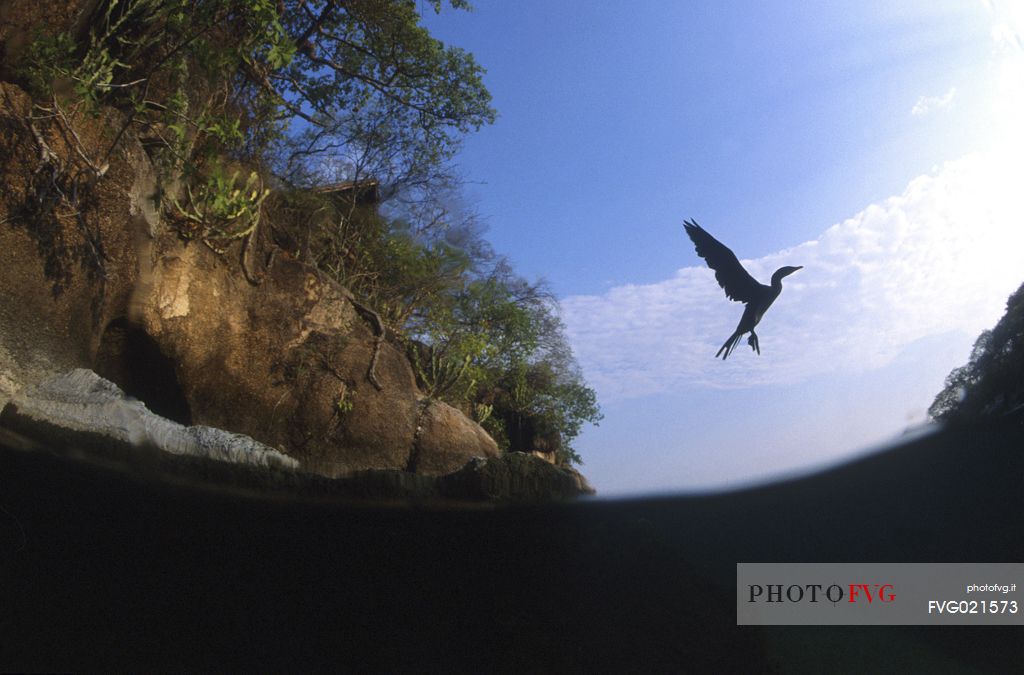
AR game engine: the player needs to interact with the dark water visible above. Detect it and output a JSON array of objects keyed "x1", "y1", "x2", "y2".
[{"x1": 1, "y1": 420, "x2": 1021, "y2": 673}]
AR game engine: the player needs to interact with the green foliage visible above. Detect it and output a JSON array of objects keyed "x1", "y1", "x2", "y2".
[
  {"x1": 18, "y1": 31, "x2": 78, "y2": 98},
  {"x1": 408, "y1": 342, "x2": 472, "y2": 399},
  {"x1": 16, "y1": 0, "x2": 598, "y2": 465},
  {"x1": 273, "y1": 192, "x2": 472, "y2": 327},
  {"x1": 269, "y1": 0, "x2": 496, "y2": 196},
  {"x1": 20, "y1": 0, "x2": 163, "y2": 106},
  {"x1": 481, "y1": 341, "x2": 602, "y2": 467},
  {"x1": 335, "y1": 386, "x2": 354, "y2": 415},
  {"x1": 929, "y1": 330, "x2": 991, "y2": 420},
  {"x1": 930, "y1": 282, "x2": 1024, "y2": 421},
  {"x1": 401, "y1": 254, "x2": 602, "y2": 465},
  {"x1": 472, "y1": 402, "x2": 492, "y2": 425},
  {"x1": 18, "y1": 0, "x2": 494, "y2": 242},
  {"x1": 271, "y1": 188, "x2": 602, "y2": 465},
  {"x1": 171, "y1": 163, "x2": 269, "y2": 245}
]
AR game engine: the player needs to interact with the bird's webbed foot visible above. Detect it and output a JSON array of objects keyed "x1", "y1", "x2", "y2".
[{"x1": 747, "y1": 332, "x2": 760, "y2": 355}]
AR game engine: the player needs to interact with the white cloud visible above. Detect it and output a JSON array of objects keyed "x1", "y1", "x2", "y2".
[
  {"x1": 991, "y1": 22, "x2": 1021, "y2": 50},
  {"x1": 985, "y1": 0, "x2": 1024, "y2": 53},
  {"x1": 911, "y1": 87, "x2": 956, "y2": 116},
  {"x1": 561, "y1": 150, "x2": 1024, "y2": 402}
]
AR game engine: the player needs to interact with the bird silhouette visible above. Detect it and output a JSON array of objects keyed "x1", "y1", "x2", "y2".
[{"x1": 683, "y1": 219, "x2": 802, "y2": 359}]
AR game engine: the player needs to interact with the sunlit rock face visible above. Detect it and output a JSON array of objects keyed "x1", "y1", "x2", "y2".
[{"x1": 0, "y1": 78, "x2": 498, "y2": 478}]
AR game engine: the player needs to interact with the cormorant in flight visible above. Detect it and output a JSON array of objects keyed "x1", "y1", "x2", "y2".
[{"x1": 683, "y1": 219, "x2": 802, "y2": 359}]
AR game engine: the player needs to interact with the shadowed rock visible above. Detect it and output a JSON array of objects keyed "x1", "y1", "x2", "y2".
[
  {"x1": 0, "y1": 370, "x2": 590, "y2": 501},
  {"x1": 1, "y1": 369, "x2": 298, "y2": 470},
  {"x1": 438, "y1": 452, "x2": 596, "y2": 501}
]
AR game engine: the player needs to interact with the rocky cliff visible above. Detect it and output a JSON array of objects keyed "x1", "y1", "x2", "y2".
[
  {"x1": 0, "y1": 12, "x2": 590, "y2": 490},
  {"x1": 0, "y1": 78, "x2": 503, "y2": 477}
]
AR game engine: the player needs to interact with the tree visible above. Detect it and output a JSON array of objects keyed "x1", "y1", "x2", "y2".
[
  {"x1": 929, "y1": 330, "x2": 992, "y2": 420},
  {"x1": 253, "y1": 0, "x2": 498, "y2": 200},
  {"x1": 406, "y1": 258, "x2": 602, "y2": 465},
  {"x1": 930, "y1": 281, "x2": 1024, "y2": 421},
  {"x1": 264, "y1": 184, "x2": 602, "y2": 466},
  {"x1": 19, "y1": 0, "x2": 495, "y2": 211}
]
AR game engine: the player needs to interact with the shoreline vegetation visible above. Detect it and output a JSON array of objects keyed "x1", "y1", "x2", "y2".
[{"x1": 0, "y1": 0, "x2": 599, "y2": 477}]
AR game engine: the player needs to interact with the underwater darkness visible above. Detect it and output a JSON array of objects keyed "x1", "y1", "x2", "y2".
[{"x1": 0, "y1": 417, "x2": 1022, "y2": 672}]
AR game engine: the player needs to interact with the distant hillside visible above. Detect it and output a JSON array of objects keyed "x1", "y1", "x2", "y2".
[{"x1": 930, "y1": 280, "x2": 1024, "y2": 422}]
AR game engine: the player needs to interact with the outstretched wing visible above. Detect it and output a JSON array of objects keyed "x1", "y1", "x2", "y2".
[{"x1": 683, "y1": 219, "x2": 763, "y2": 303}]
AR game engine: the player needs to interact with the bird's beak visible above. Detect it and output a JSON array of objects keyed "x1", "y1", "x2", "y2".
[{"x1": 783, "y1": 266, "x2": 803, "y2": 279}]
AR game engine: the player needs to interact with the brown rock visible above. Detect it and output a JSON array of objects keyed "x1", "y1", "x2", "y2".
[
  {"x1": 129, "y1": 240, "x2": 425, "y2": 477},
  {"x1": 0, "y1": 83, "x2": 141, "y2": 403},
  {"x1": 411, "y1": 400, "x2": 500, "y2": 475},
  {"x1": 0, "y1": 0, "x2": 99, "y2": 80},
  {"x1": 0, "y1": 79, "x2": 499, "y2": 480}
]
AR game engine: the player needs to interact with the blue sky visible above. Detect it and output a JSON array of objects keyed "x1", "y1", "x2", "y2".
[{"x1": 423, "y1": 1, "x2": 1024, "y2": 495}]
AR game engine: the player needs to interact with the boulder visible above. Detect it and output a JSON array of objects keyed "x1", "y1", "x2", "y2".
[
  {"x1": 0, "y1": 369, "x2": 297, "y2": 470},
  {"x1": 412, "y1": 399, "x2": 500, "y2": 475}
]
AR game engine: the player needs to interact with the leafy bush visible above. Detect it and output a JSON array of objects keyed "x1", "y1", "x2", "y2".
[
  {"x1": 171, "y1": 163, "x2": 269, "y2": 245},
  {"x1": 930, "y1": 281, "x2": 1024, "y2": 421}
]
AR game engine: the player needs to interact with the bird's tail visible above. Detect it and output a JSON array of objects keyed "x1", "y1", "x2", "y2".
[{"x1": 716, "y1": 331, "x2": 743, "y2": 359}]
